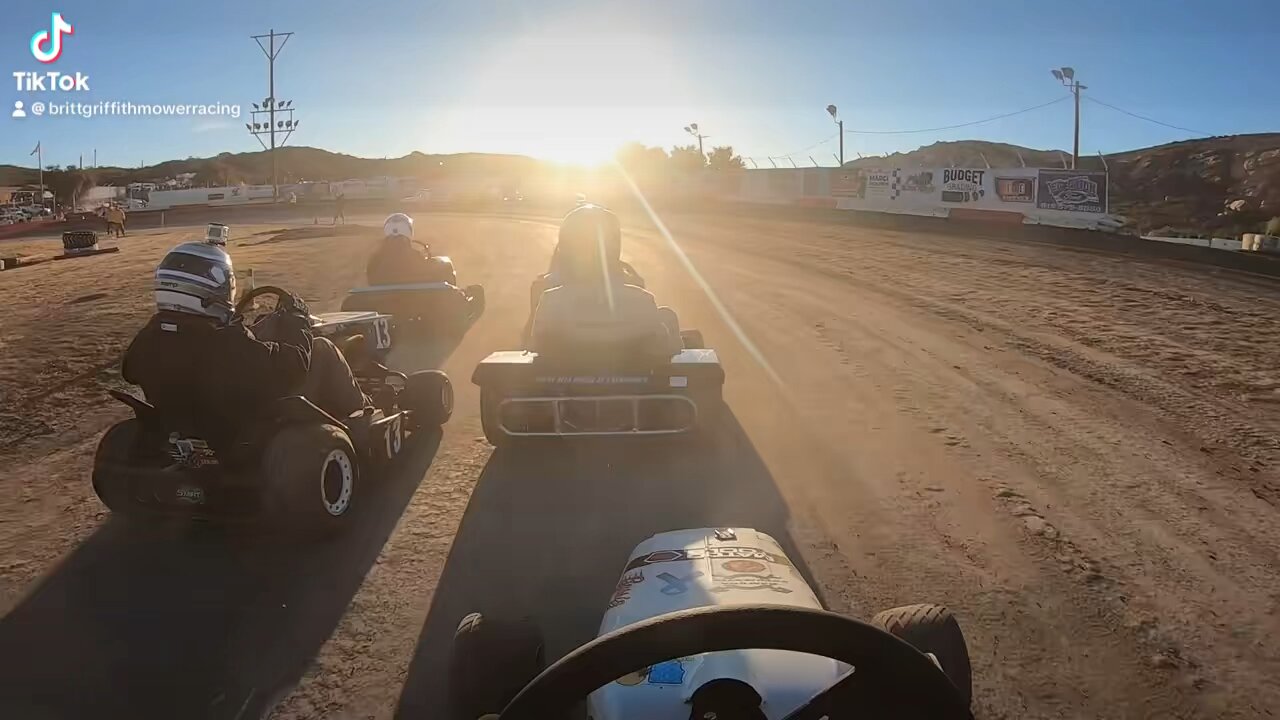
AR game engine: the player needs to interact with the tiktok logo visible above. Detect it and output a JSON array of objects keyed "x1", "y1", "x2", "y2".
[{"x1": 31, "y1": 12, "x2": 74, "y2": 64}]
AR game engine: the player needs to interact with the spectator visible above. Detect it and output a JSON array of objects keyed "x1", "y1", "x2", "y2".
[
  {"x1": 333, "y1": 192, "x2": 346, "y2": 225},
  {"x1": 105, "y1": 204, "x2": 127, "y2": 238}
]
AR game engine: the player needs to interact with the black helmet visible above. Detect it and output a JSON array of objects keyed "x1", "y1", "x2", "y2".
[{"x1": 558, "y1": 203, "x2": 621, "y2": 263}]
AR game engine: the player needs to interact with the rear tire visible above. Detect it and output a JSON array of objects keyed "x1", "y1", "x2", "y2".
[
  {"x1": 449, "y1": 612, "x2": 544, "y2": 720},
  {"x1": 464, "y1": 284, "x2": 486, "y2": 322},
  {"x1": 92, "y1": 419, "x2": 141, "y2": 515},
  {"x1": 871, "y1": 603, "x2": 972, "y2": 707},
  {"x1": 264, "y1": 423, "x2": 359, "y2": 535},
  {"x1": 404, "y1": 370, "x2": 453, "y2": 428},
  {"x1": 480, "y1": 388, "x2": 508, "y2": 448}
]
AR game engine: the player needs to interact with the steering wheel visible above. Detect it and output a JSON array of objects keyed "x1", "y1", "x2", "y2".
[
  {"x1": 499, "y1": 605, "x2": 972, "y2": 720},
  {"x1": 235, "y1": 285, "x2": 299, "y2": 327}
]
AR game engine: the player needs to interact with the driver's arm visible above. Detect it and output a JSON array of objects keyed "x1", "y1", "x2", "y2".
[{"x1": 220, "y1": 312, "x2": 314, "y2": 394}]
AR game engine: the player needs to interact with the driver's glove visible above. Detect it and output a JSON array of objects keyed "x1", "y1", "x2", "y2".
[{"x1": 279, "y1": 290, "x2": 312, "y2": 321}]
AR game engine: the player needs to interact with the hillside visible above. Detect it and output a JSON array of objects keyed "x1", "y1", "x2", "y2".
[{"x1": 6, "y1": 134, "x2": 1280, "y2": 235}]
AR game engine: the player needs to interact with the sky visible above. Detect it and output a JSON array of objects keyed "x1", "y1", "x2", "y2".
[{"x1": 1, "y1": 0, "x2": 1277, "y2": 170}]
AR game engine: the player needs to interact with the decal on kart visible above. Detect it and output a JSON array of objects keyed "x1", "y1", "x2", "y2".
[
  {"x1": 721, "y1": 559, "x2": 767, "y2": 574},
  {"x1": 646, "y1": 659, "x2": 686, "y2": 685},
  {"x1": 709, "y1": 573, "x2": 794, "y2": 595},
  {"x1": 373, "y1": 317, "x2": 392, "y2": 349},
  {"x1": 623, "y1": 546, "x2": 794, "y2": 572},
  {"x1": 175, "y1": 486, "x2": 206, "y2": 505},
  {"x1": 534, "y1": 375, "x2": 649, "y2": 385},
  {"x1": 657, "y1": 570, "x2": 703, "y2": 595},
  {"x1": 169, "y1": 435, "x2": 218, "y2": 469},
  {"x1": 384, "y1": 414, "x2": 403, "y2": 458},
  {"x1": 607, "y1": 570, "x2": 644, "y2": 608}
]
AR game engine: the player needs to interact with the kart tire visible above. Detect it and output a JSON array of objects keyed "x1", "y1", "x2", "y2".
[
  {"x1": 405, "y1": 370, "x2": 454, "y2": 428},
  {"x1": 449, "y1": 612, "x2": 544, "y2": 720},
  {"x1": 264, "y1": 423, "x2": 359, "y2": 535},
  {"x1": 91, "y1": 419, "x2": 141, "y2": 515},
  {"x1": 871, "y1": 603, "x2": 972, "y2": 707},
  {"x1": 681, "y1": 329, "x2": 705, "y2": 349},
  {"x1": 480, "y1": 388, "x2": 519, "y2": 449}
]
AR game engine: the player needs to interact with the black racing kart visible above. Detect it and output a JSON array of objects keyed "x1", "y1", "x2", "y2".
[
  {"x1": 91, "y1": 287, "x2": 454, "y2": 534},
  {"x1": 341, "y1": 240, "x2": 485, "y2": 339}
]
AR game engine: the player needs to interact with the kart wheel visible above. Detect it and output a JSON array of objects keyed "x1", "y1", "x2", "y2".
[
  {"x1": 871, "y1": 603, "x2": 972, "y2": 707},
  {"x1": 264, "y1": 423, "x2": 359, "y2": 535},
  {"x1": 681, "y1": 329, "x2": 705, "y2": 349},
  {"x1": 405, "y1": 370, "x2": 453, "y2": 428},
  {"x1": 449, "y1": 612, "x2": 544, "y2": 720},
  {"x1": 480, "y1": 388, "x2": 509, "y2": 448},
  {"x1": 91, "y1": 419, "x2": 141, "y2": 515}
]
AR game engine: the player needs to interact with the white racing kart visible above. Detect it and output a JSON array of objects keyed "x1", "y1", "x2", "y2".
[{"x1": 448, "y1": 527, "x2": 974, "y2": 719}]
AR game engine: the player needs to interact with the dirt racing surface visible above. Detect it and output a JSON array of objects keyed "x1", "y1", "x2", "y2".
[{"x1": 1, "y1": 210, "x2": 1277, "y2": 719}]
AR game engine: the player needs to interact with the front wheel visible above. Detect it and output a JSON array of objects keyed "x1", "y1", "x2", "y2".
[
  {"x1": 871, "y1": 604, "x2": 972, "y2": 707},
  {"x1": 404, "y1": 370, "x2": 454, "y2": 428},
  {"x1": 449, "y1": 612, "x2": 544, "y2": 720}
]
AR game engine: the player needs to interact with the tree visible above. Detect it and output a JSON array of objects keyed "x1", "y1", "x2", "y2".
[
  {"x1": 706, "y1": 145, "x2": 745, "y2": 171},
  {"x1": 668, "y1": 144, "x2": 705, "y2": 173},
  {"x1": 615, "y1": 142, "x2": 669, "y2": 176}
]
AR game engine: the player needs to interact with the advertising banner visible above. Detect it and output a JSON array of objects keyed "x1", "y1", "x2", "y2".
[
  {"x1": 994, "y1": 176, "x2": 1036, "y2": 203},
  {"x1": 830, "y1": 169, "x2": 866, "y2": 198},
  {"x1": 863, "y1": 169, "x2": 893, "y2": 202},
  {"x1": 1036, "y1": 170, "x2": 1107, "y2": 213},
  {"x1": 939, "y1": 168, "x2": 988, "y2": 204},
  {"x1": 887, "y1": 169, "x2": 937, "y2": 202}
]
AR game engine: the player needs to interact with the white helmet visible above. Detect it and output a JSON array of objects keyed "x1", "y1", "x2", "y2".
[
  {"x1": 154, "y1": 241, "x2": 237, "y2": 322},
  {"x1": 383, "y1": 212, "x2": 414, "y2": 239}
]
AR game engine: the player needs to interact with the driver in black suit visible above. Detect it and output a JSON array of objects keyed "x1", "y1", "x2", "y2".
[{"x1": 122, "y1": 242, "x2": 366, "y2": 447}]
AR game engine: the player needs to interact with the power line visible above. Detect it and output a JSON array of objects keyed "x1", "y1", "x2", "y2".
[
  {"x1": 842, "y1": 96, "x2": 1069, "y2": 135},
  {"x1": 1083, "y1": 96, "x2": 1209, "y2": 136}
]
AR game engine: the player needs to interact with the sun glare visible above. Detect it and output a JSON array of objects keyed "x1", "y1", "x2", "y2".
[{"x1": 444, "y1": 25, "x2": 696, "y2": 166}]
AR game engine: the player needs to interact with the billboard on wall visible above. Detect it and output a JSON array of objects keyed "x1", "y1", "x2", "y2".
[
  {"x1": 994, "y1": 176, "x2": 1036, "y2": 203},
  {"x1": 1036, "y1": 170, "x2": 1107, "y2": 213},
  {"x1": 863, "y1": 169, "x2": 893, "y2": 201},
  {"x1": 887, "y1": 169, "x2": 936, "y2": 201},
  {"x1": 939, "y1": 168, "x2": 987, "y2": 204},
  {"x1": 830, "y1": 169, "x2": 866, "y2": 198}
]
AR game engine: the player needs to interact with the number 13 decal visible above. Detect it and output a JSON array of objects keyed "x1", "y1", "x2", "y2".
[
  {"x1": 384, "y1": 415, "x2": 402, "y2": 458},
  {"x1": 374, "y1": 317, "x2": 392, "y2": 349}
]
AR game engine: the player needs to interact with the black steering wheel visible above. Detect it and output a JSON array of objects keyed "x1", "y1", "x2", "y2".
[
  {"x1": 499, "y1": 605, "x2": 972, "y2": 720},
  {"x1": 235, "y1": 285, "x2": 300, "y2": 327}
]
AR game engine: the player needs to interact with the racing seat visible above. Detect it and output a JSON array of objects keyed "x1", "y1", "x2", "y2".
[{"x1": 529, "y1": 283, "x2": 682, "y2": 361}]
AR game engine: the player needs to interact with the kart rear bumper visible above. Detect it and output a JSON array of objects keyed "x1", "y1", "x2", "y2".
[
  {"x1": 473, "y1": 350, "x2": 724, "y2": 438},
  {"x1": 94, "y1": 460, "x2": 266, "y2": 521}
]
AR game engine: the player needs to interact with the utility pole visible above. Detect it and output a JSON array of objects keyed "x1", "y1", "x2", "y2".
[
  {"x1": 827, "y1": 105, "x2": 844, "y2": 166},
  {"x1": 1051, "y1": 67, "x2": 1086, "y2": 169},
  {"x1": 249, "y1": 29, "x2": 298, "y2": 200}
]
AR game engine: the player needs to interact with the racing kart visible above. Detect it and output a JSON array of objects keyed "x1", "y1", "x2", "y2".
[
  {"x1": 341, "y1": 240, "x2": 485, "y2": 339},
  {"x1": 472, "y1": 328, "x2": 722, "y2": 446},
  {"x1": 90, "y1": 286, "x2": 455, "y2": 533},
  {"x1": 449, "y1": 527, "x2": 974, "y2": 719}
]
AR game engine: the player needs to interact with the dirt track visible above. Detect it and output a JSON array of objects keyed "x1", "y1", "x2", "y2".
[{"x1": 1, "y1": 211, "x2": 1278, "y2": 719}]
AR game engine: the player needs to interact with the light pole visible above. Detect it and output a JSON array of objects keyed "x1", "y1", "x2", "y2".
[
  {"x1": 248, "y1": 29, "x2": 298, "y2": 200},
  {"x1": 827, "y1": 104, "x2": 843, "y2": 167},
  {"x1": 1051, "y1": 67, "x2": 1086, "y2": 169},
  {"x1": 683, "y1": 123, "x2": 707, "y2": 162}
]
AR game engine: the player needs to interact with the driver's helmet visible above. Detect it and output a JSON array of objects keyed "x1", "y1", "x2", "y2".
[
  {"x1": 154, "y1": 241, "x2": 236, "y2": 323},
  {"x1": 555, "y1": 203, "x2": 621, "y2": 282},
  {"x1": 383, "y1": 212, "x2": 414, "y2": 239}
]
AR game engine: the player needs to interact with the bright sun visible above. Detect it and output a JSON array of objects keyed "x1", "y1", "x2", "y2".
[{"x1": 444, "y1": 25, "x2": 696, "y2": 166}]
